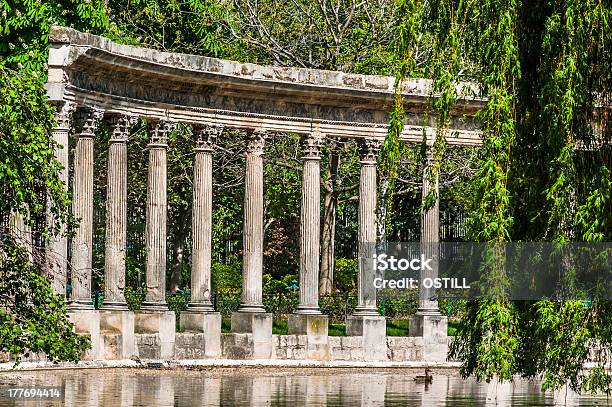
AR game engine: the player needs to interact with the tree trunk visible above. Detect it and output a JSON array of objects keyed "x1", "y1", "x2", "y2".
[
  {"x1": 169, "y1": 207, "x2": 190, "y2": 294},
  {"x1": 319, "y1": 148, "x2": 340, "y2": 296}
]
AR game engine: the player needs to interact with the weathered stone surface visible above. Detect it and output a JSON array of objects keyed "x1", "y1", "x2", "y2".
[
  {"x1": 354, "y1": 139, "x2": 382, "y2": 316},
  {"x1": 103, "y1": 114, "x2": 135, "y2": 309},
  {"x1": 179, "y1": 312, "x2": 221, "y2": 358},
  {"x1": 69, "y1": 108, "x2": 102, "y2": 310},
  {"x1": 409, "y1": 314, "x2": 448, "y2": 362},
  {"x1": 295, "y1": 133, "x2": 323, "y2": 315},
  {"x1": 46, "y1": 102, "x2": 74, "y2": 297},
  {"x1": 47, "y1": 27, "x2": 483, "y2": 146},
  {"x1": 99, "y1": 310, "x2": 135, "y2": 360},
  {"x1": 346, "y1": 315, "x2": 386, "y2": 361},
  {"x1": 230, "y1": 312, "x2": 272, "y2": 359},
  {"x1": 134, "y1": 310, "x2": 176, "y2": 359},
  {"x1": 68, "y1": 310, "x2": 100, "y2": 360},
  {"x1": 221, "y1": 333, "x2": 254, "y2": 359},
  {"x1": 287, "y1": 314, "x2": 330, "y2": 360},
  {"x1": 190, "y1": 126, "x2": 220, "y2": 311},
  {"x1": 143, "y1": 121, "x2": 174, "y2": 309}
]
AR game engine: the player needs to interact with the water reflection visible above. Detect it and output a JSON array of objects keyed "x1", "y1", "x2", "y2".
[{"x1": 0, "y1": 368, "x2": 608, "y2": 406}]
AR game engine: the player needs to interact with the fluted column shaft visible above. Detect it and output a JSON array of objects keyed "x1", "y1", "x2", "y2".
[
  {"x1": 355, "y1": 139, "x2": 381, "y2": 315},
  {"x1": 418, "y1": 149, "x2": 441, "y2": 315},
  {"x1": 296, "y1": 133, "x2": 323, "y2": 314},
  {"x1": 47, "y1": 102, "x2": 74, "y2": 297},
  {"x1": 103, "y1": 115, "x2": 134, "y2": 309},
  {"x1": 144, "y1": 120, "x2": 174, "y2": 309},
  {"x1": 239, "y1": 130, "x2": 266, "y2": 312},
  {"x1": 70, "y1": 108, "x2": 102, "y2": 309},
  {"x1": 190, "y1": 126, "x2": 220, "y2": 311}
]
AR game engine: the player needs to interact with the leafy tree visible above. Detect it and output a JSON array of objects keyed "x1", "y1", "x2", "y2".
[
  {"x1": 390, "y1": 0, "x2": 611, "y2": 394},
  {"x1": 0, "y1": 66, "x2": 89, "y2": 362}
]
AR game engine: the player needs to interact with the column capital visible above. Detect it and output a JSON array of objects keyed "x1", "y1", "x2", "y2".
[
  {"x1": 359, "y1": 138, "x2": 383, "y2": 164},
  {"x1": 51, "y1": 101, "x2": 77, "y2": 130},
  {"x1": 301, "y1": 132, "x2": 323, "y2": 160},
  {"x1": 194, "y1": 124, "x2": 223, "y2": 152},
  {"x1": 148, "y1": 119, "x2": 177, "y2": 147},
  {"x1": 73, "y1": 107, "x2": 104, "y2": 138},
  {"x1": 246, "y1": 129, "x2": 267, "y2": 155},
  {"x1": 108, "y1": 114, "x2": 138, "y2": 142}
]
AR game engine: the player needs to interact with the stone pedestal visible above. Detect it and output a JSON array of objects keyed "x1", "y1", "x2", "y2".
[
  {"x1": 68, "y1": 310, "x2": 100, "y2": 360},
  {"x1": 179, "y1": 311, "x2": 221, "y2": 358},
  {"x1": 409, "y1": 313, "x2": 448, "y2": 361},
  {"x1": 231, "y1": 312, "x2": 272, "y2": 359},
  {"x1": 346, "y1": 315, "x2": 387, "y2": 361},
  {"x1": 288, "y1": 314, "x2": 330, "y2": 360},
  {"x1": 134, "y1": 310, "x2": 176, "y2": 359},
  {"x1": 99, "y1": 310, "x2": 135, "y2": 360}
]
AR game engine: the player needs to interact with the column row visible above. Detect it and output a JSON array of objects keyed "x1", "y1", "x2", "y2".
[{"x1": 47, "y1": 103, "x2": 433, "y2": 321}]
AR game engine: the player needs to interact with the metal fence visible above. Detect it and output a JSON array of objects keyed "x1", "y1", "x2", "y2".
[{"x1": 92, "y1": 290, "x2": 421, "y2": 322}]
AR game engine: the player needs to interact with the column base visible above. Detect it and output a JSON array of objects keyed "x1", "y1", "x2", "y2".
[
  {"x1": 99, "y1": 309, "x2": 135, "y2": 360},
  {"x1": 179, "y1": 311, "x2": 221, "y2": 358},
  {"x1": 134, "y1": 310, "x2": 176, "y2": 359},
  {"x1": 409, "y1": 313, "x2": 447, "y2": 338},
  {"x1": 230, "y1": 311, "x2": 272, "y2": 359},
  {"x1": 346, "y1": 315, "x2": 386, "y2": 360},
  {"x1": 237, "y1": 304, "x2": 266, "y2": 313},
  {"x1": 294, "y1": 306, "x2": 322, "y2": 315},
  {"x1": 409, "y1": 313, "x2": 448, "y2": 362},
  {"x1": 352, "y1": 306, "x2": 379, "y2": 317},
  {"x1": 140, "y1": 301, "x2": 169, "y2": 311},
  {"x1": 288, "y1": 314, "x2": 330, "y2": 360},
  {"x1": 100, "y1": 301, "x2": 129, "y2": 311},
  {"x1": 68, "y1": 299, "x2": 95, "y2": 312},
  {"x1": 68, "y1": 309, "x2": 100, "y2": 360}
]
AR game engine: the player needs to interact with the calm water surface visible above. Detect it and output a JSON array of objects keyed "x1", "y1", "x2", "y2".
[{"x1": 0, "y1": 368, "x2": 609, "y2": 406}]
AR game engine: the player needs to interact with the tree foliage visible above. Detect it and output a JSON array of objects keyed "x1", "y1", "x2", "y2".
[
  {"x1": 0, "y1": 66, "x2": 89, "y2": 362},
  {"x1": 391, "y1": 0, "x2": 611, "y2": 394}
]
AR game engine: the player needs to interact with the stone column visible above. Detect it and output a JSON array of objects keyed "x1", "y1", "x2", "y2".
[
  {"x1": 9, "y1": 208, "x2": 32, "y2": 261},
  {"x1": 180, "y1": 125, "x2": 222, "y2": 358},
  {"x1": 70, "y1": 107, "x2": 103, "y2": 310},
  {"x1": 287, "y1": 132, "x2": 330, "y2": 360},
  {"x1": 295, "y1": 132, "x2": 323, "y2": 315},
  {"x1": 409, "y1": 147, "x2": 447, "y2": 361},
  {"x1": 103, "y1": 114, "x2": 136, "y2": 309},
  {"x1": 346, "y1": 138, "x2": 386, "y2": 361},
  {"x1": 97, "y1": 114, "x2": 137, "y2": 361},
  {"x1": 354, "y1": 138, "x2": 382, "y2": 316},
  {"x1": 417, "y1": 149, "x2": 441, "y2": 316},
  {"x1": 239, "y1": 129, "x2": 267, "y2": 313},
  {"x1": 189, "y1": 125, "x2": 220, "y2": 311},
  {"x1": 47, "y1": 102, "x2": 74, "y2": 297},
  {"x1": 143, "y1": 119, "x2": 175, "y2": 309},
  {"x1": 231, "y1": 129, "x2": 272, "y2": 359}
]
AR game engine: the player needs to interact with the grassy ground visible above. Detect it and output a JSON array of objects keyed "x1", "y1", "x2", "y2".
[{"x1": 220, "y1": 318, "x2": 460, "y2": 336}]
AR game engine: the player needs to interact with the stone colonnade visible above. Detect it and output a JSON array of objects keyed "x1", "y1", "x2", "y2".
[
  {"x1": 41, "y1": 26, "x2": 482, "y2": 361},
  {"x1": 45, "y1": 101, "x2": 445, "y2": 360}
]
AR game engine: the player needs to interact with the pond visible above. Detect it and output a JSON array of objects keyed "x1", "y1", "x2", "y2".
[{"x1": 0, "y1": 368, "x2": 608, "y2": 406}]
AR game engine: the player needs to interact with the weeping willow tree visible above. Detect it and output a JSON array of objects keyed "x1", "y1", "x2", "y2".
[{"x1": 385, "y1": 0, "x2": 611, "y2": 394}]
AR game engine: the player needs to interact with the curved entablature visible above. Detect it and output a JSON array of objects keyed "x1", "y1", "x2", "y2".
[{"x1": 47, "y1": 26, "x2": 484, "y2": 145}]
